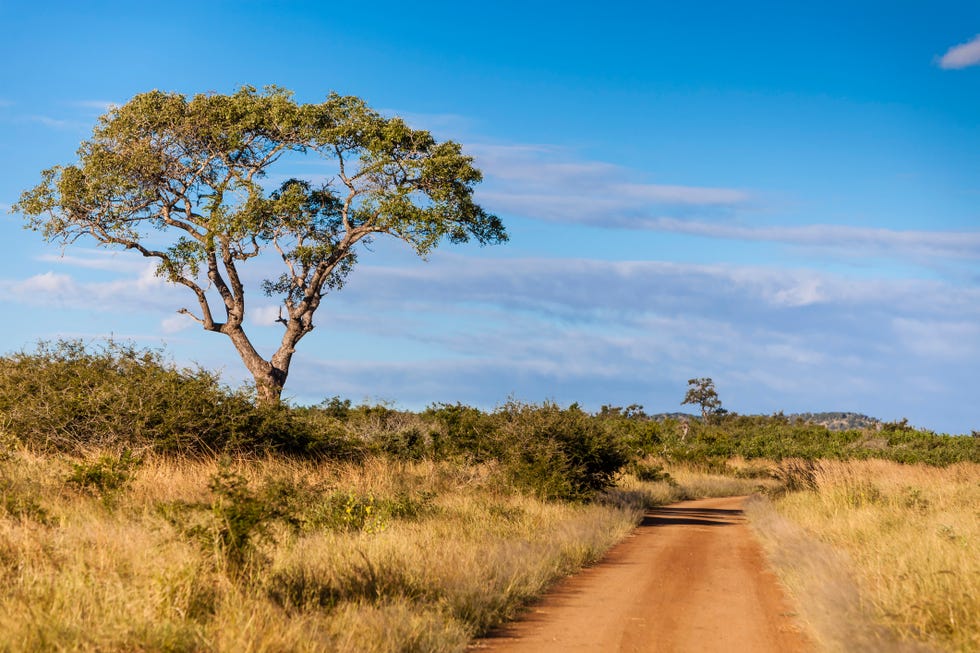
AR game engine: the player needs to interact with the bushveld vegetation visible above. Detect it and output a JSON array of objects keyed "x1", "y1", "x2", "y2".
[{"x1": 0, "y1": 340, "x2": 977, "y2": 651}]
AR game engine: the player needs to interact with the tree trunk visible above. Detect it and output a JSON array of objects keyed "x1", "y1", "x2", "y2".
[
  {"x1": 253, "y1": 369, "x2": 287, "y2": 407},
  {"x1": 222, "y1": 326, "x2": 290, "y2": 407}
]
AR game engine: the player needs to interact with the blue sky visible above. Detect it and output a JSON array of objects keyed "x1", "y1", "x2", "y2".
[{"x1": 1, "y1": 1, "x2": 978, "y2": 433}]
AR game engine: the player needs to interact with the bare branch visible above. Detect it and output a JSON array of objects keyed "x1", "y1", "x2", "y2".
[{"x1": 177, "y1": 308, "x2": 205, "y2": 325}]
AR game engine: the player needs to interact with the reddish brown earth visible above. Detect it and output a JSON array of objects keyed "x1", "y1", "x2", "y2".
[{"x1": 472, "y1": 496, "x2": 811, "y2": 653}]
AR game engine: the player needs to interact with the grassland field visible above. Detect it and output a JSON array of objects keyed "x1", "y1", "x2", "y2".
[{"x1": 0, "y1": 341, "x2": 977, "y2": 651}]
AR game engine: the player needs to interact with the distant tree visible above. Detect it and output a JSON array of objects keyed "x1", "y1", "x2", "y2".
[
  {"x1": 681, "y1": 377, "x2": 722, "y2": 420},
  {"x1": 597, "y1": 404, "x2": 647, "y2": 420},
  {"x1": 13, "y1": 86, "x2": 506, "y2": 405}
]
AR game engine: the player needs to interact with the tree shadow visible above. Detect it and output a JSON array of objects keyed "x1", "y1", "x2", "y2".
[{"x1": 640, "y1": 506, "x2": 743, "y2": 528}]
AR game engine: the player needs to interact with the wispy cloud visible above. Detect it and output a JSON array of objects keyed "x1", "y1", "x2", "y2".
[
  {"x1": 250, "y1": 305, "x2": 283, "y2": 327},
  {"x1": 353, "y1": 255, "x2": 980, "y2": 326},
  {"x1": 25, "y1": 115, "x2": 76, "y2": 130},
  {"x1": 4, "y1": 249, "x2": 977, "y2": 431},
  {"x1": 69, "y1": 100, "x2": 119, "y2": 113},
  {"x1": 379, "y1": 108, "x2": 476, "y2": 139},
  {"x1": 469, "y1": 143, "x2": 978, "y2": 265},
  {"x1": 37, "y1": 249, "x2": 150, "y2": 273},
  {"x1": 0, "y1": 265, "x2": 181, "y2": 313},
  {"x1": 161, "y1": 314, "x2": 196, "y2": 334},
  {"x1": 471, "y1": 143, "x2": 750, "y2": 225},
  {"x1": 938, "y1": 34, "x2": 980, "y2": 69},
  {"x1": 277, "y1": 254, "x2": 979, "y2": 429},
  {"x1": 640, "y1": 217, "x2": 980, "y2": 260}
]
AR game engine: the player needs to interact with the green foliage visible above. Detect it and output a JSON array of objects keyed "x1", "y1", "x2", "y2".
[
  {"x1": 494, "y1": 401, "x2": 628, "y2": 501},
  {"x1": 2, "y1": 338, "x2": 975, "y2": 509},
  {"x1": 318, "y1": 400, "x2": 630, "y2": 501},
  {"x1": 625, "y1": 459, "x2": 674, "y2": 483},
  {"x1": 0, "y1": 339, "x2": 352, "y2": 456},
  {"x1": 13, "y1": 86, "x2": 506, "y2": 404},
  {"x1": 654, "y1": 413, "x2": 979, "y2": 466},
  {"x1": 0, "y1": 467, "x2": 49, "y2": 525},
  {"x1": 204, "y1": 462, "x2": 282, "y2": 574},
  {"x1": 424, "y1": 402, "x2": 498, "y2": 461},
  {"x1": 307, "y1": 492, "x2": 388, "y2": 534},
  {"x1": 681, "y1": 377, "x2": 722, "y2": 420},
  {"x1": 67, "y1": 449, "x2": 141, "y2": 496},
  {"x1": 161, "y1": 461, "x2": 292, "y2": 576}
]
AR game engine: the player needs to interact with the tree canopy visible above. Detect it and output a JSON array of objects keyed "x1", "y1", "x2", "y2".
[
  {"x1": 14, "y1": 86, "x2": 507, "y2": 403},
  {"x1": 681, "y1": 377, "x2": 723, "y2": 420}
]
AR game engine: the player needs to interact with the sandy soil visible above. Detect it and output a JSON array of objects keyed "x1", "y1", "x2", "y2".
[{"x1": 472, "y1": 496, "x2": 811, "y2": 653}]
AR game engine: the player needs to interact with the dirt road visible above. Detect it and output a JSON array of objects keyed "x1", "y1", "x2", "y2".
[{"x1": 473, "y1": 496, "x2": 810, "y2": 653}]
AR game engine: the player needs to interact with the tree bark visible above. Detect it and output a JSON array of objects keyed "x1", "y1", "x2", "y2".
[
  {"x1": 220, "y1": 325, "x2": 290, "y2": 407},
  {"x1": 254, "y1": 370, "x2": 287, "y2": 406}
]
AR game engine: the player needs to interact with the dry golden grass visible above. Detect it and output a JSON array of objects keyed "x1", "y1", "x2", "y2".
[
  {"x1": 0, "y1": 447, "x2": 669, "y2": 652},
  {"x1": 749, "y1": 459, "x2": 979, "y2": 653}
]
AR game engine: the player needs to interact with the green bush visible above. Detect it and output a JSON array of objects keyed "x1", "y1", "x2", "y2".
[
  {"x1": 0, "y1": 339, "x2": 349, "y2": 456},
  {"x1": 494, "y1": 401, "x2": 628, "y2": 501},
  {"x1": 67, "y1": 449, "x2": 141, "y2": 496}
]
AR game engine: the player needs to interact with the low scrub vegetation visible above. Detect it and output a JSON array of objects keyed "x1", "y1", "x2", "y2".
[{"x1": 1, "y1": 340, "x2": 977, "y2": 650}]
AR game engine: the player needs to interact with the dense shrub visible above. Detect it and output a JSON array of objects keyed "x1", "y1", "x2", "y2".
[
  {"x1": 1, "y1": 338, "x2": 974, "y2": 500},
  {"x1": 493, "y1": 401, "x2": 628, "y2": 501},
  {"x1": 424, "y1": 402, "x2": 499, "y2": 461},
  {"x1": 0, "y1": 340, "x2": 344, "y2": 456},
  {"x1": 654, "y1": 413, "x2": 979, "y2": 466}
]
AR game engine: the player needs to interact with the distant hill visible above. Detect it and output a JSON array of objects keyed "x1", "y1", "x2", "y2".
[
  {"x1": 790, "y1": 412, "x2": 880, "y2": 431},
  {"x1": 645, "y1": 410, "x2": 880, "y2": 431}
]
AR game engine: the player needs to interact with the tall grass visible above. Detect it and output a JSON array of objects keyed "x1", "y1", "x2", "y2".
[
  {"x1": 0, "y1": 446, "x2": 664, "y2": 652},
  {"x1": 749, "y1": 460, "x2": 979, "y2": 653}
]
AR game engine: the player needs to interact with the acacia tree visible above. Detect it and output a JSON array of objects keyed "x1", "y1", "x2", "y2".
[
  {"x1": 681, "y1": 377, "x2": 722, "y2": 420},
  {"x1": 14, "y1": 86, "x2": 506, "y2": 405}
]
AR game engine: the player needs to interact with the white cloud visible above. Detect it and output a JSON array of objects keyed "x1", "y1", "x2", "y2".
[
  {"x1": 161, "y1": 314, "x2": 196, "y2": 334},
  {"x1": 471, "y1": 143, "x2": 750, "y2": 225},
  {"x1": 338, "y1": 254, "x2": 980, "y2": 322},
  {"x1": 0, "y1": 264, "x2": 183, "y2": 313},
  {"x1": 250, "y1": 305, "x2": 283, "y2": 327},
  {"x1": 470, "y1": 143, "x2": 978, "y2": 267},
  {"x1": 641, "y1": 217, "x2": 980, "y2": 260},
  {"x1": 938, "y1": 34, "x2": 980, "y2": 69},
  {"x1": 69, "y1": 100, "x2": 119, "y2": 113},
  {"x1": 892, "y1": 317, "x2": 980, "y2": 359},
  {"x1": 769, "y1": 277, "x2": 826, "y2": 307},
  {"x1": 16, "y1": 271, "x2": 76, "y2": 295},
  {"x1": 5, "y1": 250, "x2": 976, "y2": 432},
  {"x1": 378, "y1": 109, "x2": 475, "y2": 139},
  {"x1": 37, "y1": 249, "x2": 150, "y2": 273},
  {"x1": 25, "y1": 115, "x2": 74, "y2": 129}
]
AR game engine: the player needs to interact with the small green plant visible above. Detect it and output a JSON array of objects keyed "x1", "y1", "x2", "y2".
[
  {"x1": 305, "y1": 491, "x2": 388, "y2": 534},
  {"x1": 902, "y1": 486, "x2": 930, "y2": 512},
  {"x1": 0, "y1": 428, "x2": 17, "y2": 463},
  {"x1": 0, "y1": 478, "x2": 49, "y2": 524},
  {"x1": 204, "y1": 461, "x2": 281, "y2": 574},
  {"x1": 625, "y1": 460, "x2": 673, "y2": 483},
  {"x1": 67, "y1": 449, "x2": 141, "y2": 497}
]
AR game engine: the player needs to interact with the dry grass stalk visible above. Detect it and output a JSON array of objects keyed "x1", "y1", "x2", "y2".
[
  {"x1": 749, "y1": 459, "x2": 979, "y2": 653},
  {"x1": 0, "y1": 448, "x2": 657, "y2": 652}
]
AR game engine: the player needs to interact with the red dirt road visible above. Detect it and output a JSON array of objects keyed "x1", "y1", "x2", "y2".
[{"x1": 473, "y1": 496, "x2": 810, "y2": 653}]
